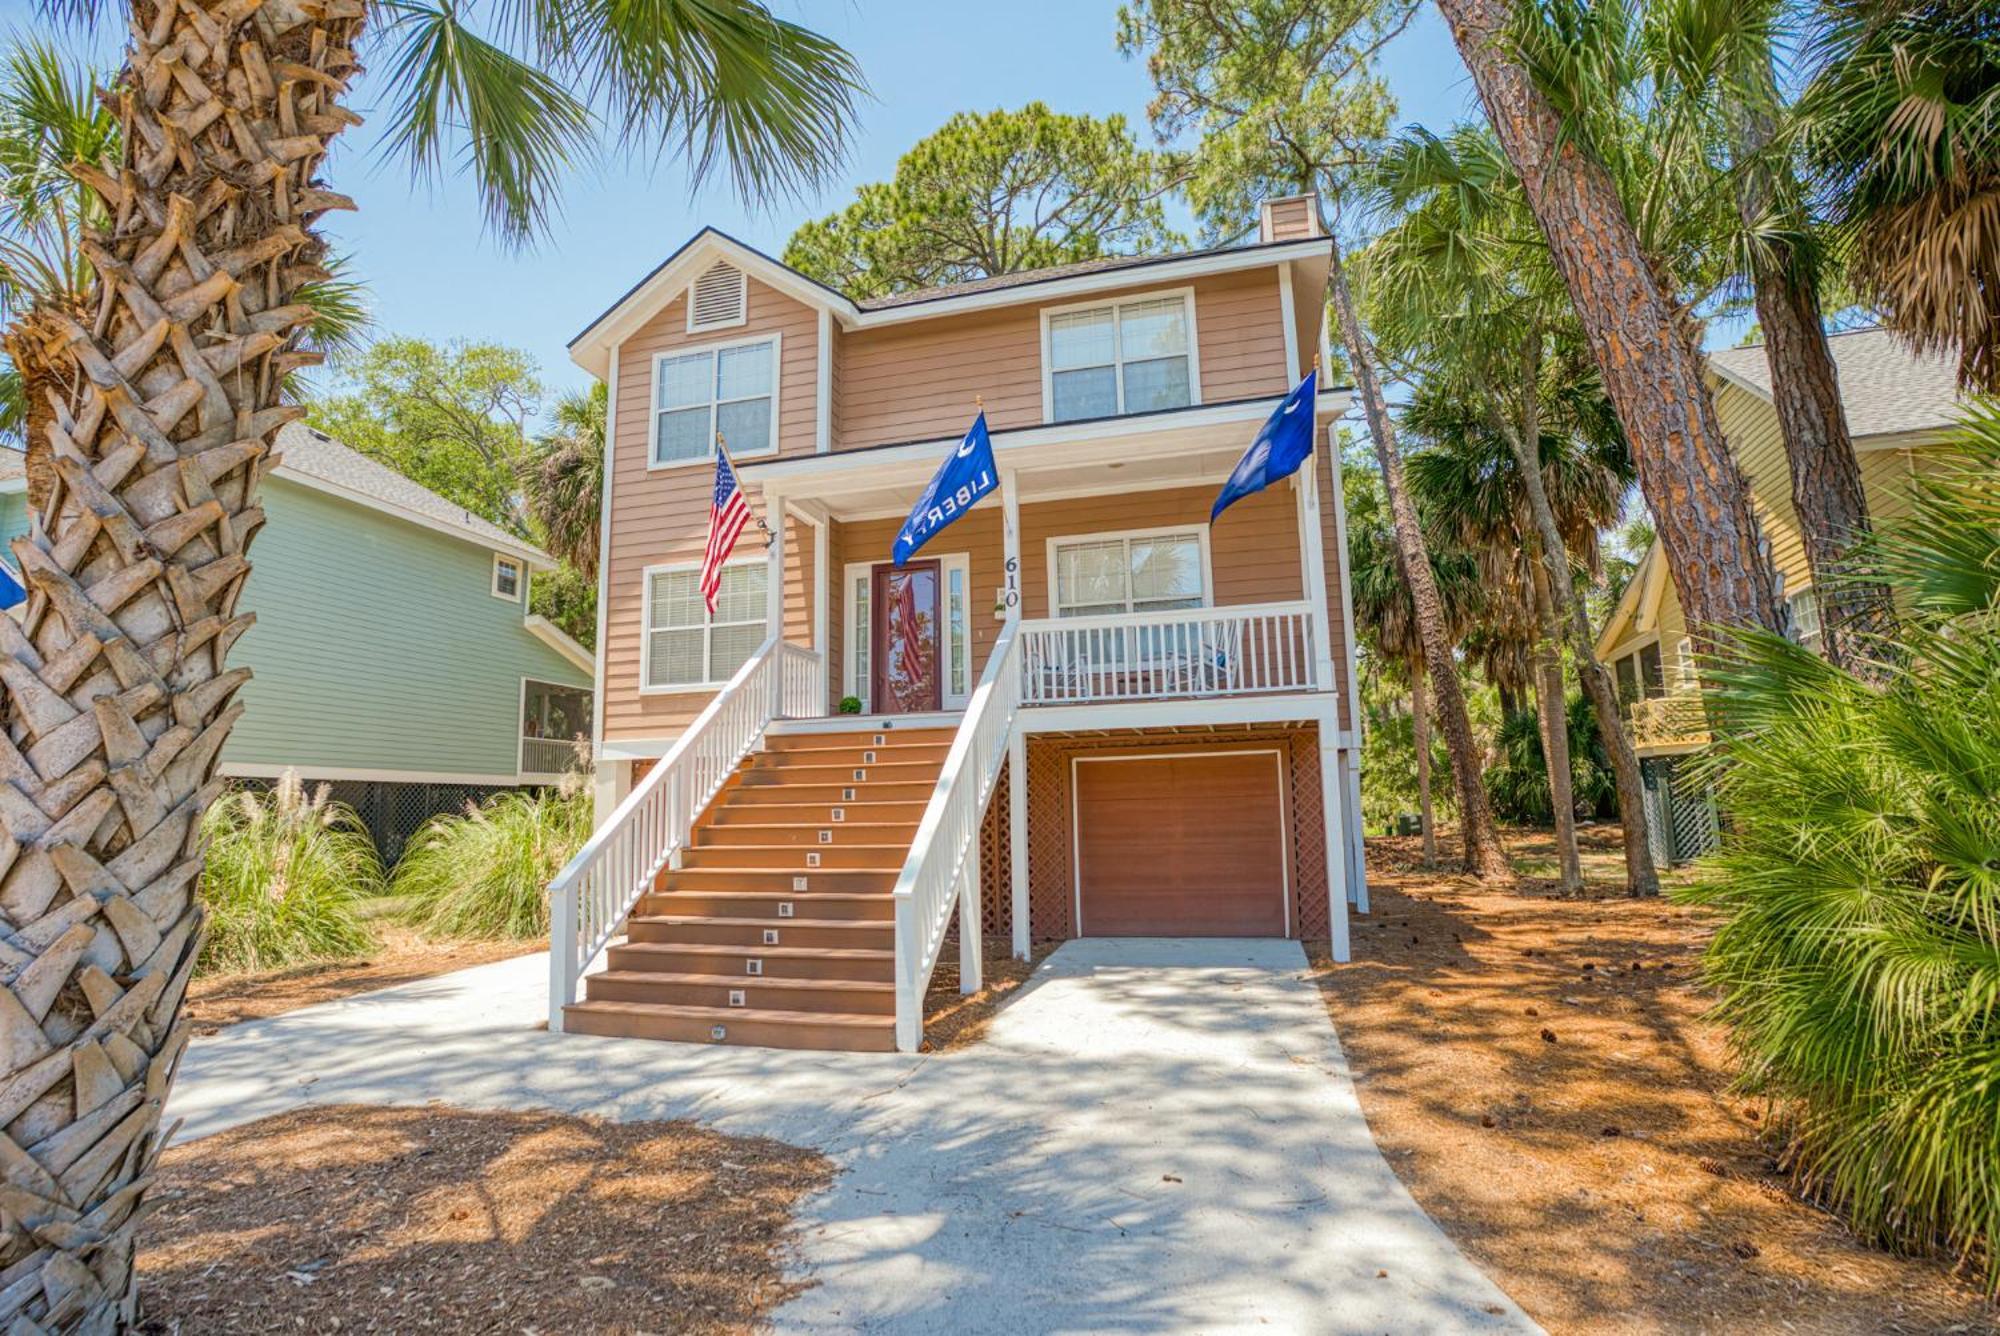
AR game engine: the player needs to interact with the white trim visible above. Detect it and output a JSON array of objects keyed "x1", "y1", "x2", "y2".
[
  {"x1": 686, "y1": 260, "x2": 749, "y2": 334},
  {"x1": 1038, "y1": 285, "x2": 1203, "y2": 425},
  {"x1": 815, "y1": 308, "x2": 833, "y2": 454},
  {"x1": 811, "y1": 507, "x2": 830, "y2": 704},
  {"x1": 637, "y1": 556, "x2": 767, "y2": 693},
  {"x1": 1043, "y1": 524, "x2": 1213, "y2": 619},
  {"x1": 842, "y1": 559, "x2": 873, "y2": 710},
  {"x1": 272, "y1": 468, "x2": 550, "y2": 569},
  {"x1": 491, "y1": 551, "x2": 524, "y2": 602},
  {"x1": 218, "y1": 761, "x2": 528, "y2": 786},
  {"x1": 645, "y1": 330, "x2": 783, "y2": 471},
  {"x1": 523, "y1": 614, "x2": 594, "y2": 674},
  {"x1": 567, "y1": 229, "x2": 1335, "y2": 378},
  {"x1": 1278, "y1": 268, "x2": 1300, "y2": 382},
  {"x1": 1069, "y1": 748, "x2": 1291, "y2": 938},
  {"x1": 590, "y1": 345, "x2": 618, "y2": 758}
]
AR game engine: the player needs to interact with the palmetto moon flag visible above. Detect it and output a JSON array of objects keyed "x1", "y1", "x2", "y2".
[
  {"x1": 1211, "y1": 369, "x2": 1318, "y2": 523},
  {"x1": 894, "y1": 411, "x2": 997, "y2": 566},
  {"x1": 0, "y1": 560, "x2": 22, "y2": 611}
]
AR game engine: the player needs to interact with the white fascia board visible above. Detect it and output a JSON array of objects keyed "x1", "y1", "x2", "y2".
[
  {"x1": 1017, "y1": 693, "x2": 1330, "y2": 734},
  {"x1": 272, "y1": 468, "x2": 552, "y2": 570},
  {"x1": 524, "y1": 614, "x2": 595, "y2": 675}
]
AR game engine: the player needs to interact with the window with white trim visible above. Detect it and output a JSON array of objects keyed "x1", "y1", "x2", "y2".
[
  {"x1": 1674, "y1": 636, "x2": 1696, "y2": 688},
  {"x1": 1787, "y1": 589, "x2": 1823, "y2": 654},
  {"x1": 652, "y1": 338, "x2": 776, "y2": 466},
  {"x1": 491, "y1": 554, "x2": 522, "y2": 602},
  {"x1": 644, "y1": 563, "x2": 767, "y2": 687},
  {"x1": 1053, "y1": 531, "x2": 1206, "y2": 617},
  {"x1": 1047, "y1": 293, "x2": 1194, "y2": 422}
]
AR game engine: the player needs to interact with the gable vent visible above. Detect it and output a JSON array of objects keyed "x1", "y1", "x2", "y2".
[{"x1": 687, "y1": 261, "x2": 747, "y2": 332}]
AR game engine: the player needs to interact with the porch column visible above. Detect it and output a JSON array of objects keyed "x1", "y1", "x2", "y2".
[
  {"x1": 1002, "y1": 469, "x2": 1030, "y2": 960},
  {"x1": 765, "y1": 487, "x2": 786, "y2": 717},
  {"x1": 958, "y1": 851, "x2": 984, "y2": 993},
  {"x1": 1318, "y1": 707, "x2": 1351, "y2": 962},
  {"x1": 1294, "y1": 444, "x2": 1338, "y2": 695},
  {"x1": 1342, "y1": 752, "x2": 1368, "y2": 913}
]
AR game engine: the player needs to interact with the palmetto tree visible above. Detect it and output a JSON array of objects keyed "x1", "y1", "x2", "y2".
[
  {"x1": 1802, "y1": 0, "x2": 2000, "y2": 393},
  {"x1": 1366, "y1": 123, "x2": 1660, "y2": 894},
  {"x1": 521, "y1": 380, "x2": 607, "y2": 580},
  {"x1": 1, "y1": 1, "x2": 860, "y2": 1328}
]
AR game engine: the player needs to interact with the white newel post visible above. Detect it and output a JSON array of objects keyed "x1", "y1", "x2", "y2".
[
  {"x1": 959, "y1": 851, "x2": 983, "y2": 994},
  {"x1": 765, "y1": 490, "x2": 786, "y2": 718},
  {"x1": 549, "y1": 887, "x2": 577, "y2": 1031},
  {"x1": 1318, "y1": 709, "x2": 1351, "y2": 962},
  {"x1": 1002, "y1": 469, "x2": 1030, "y2": 960}
]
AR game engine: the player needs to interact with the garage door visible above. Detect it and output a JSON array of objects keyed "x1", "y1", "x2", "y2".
[{"x1": 1073, "y1": 751, "x2": 1288, "y2": 936}]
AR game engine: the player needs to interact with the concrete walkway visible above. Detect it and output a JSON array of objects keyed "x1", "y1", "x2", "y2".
[{"x1": 170, "y1": 939, "x2": 1537, "y2": 1334}]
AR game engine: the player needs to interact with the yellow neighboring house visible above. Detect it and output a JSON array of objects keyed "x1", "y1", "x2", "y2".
[{"x1": 1595, "y1": 327, "x2": 1965, "y2": 865}]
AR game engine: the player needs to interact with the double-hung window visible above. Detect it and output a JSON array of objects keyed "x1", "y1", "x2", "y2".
[
  {"x1": 1787, "y1": 589, "x2": 1823, "y2": 655},
  {"x1": 643, "y1": 563, "x2": 767, "y2": 688},
  {"x1": 1046, "y1": 293, "x2": 1195, "y2": 423},
  {"x1": 1052, "y1": 530, "x2": 1207, "y2": 617},
  {"x1": 652, "y1": 337, "x2": 777, "y2": 466}
]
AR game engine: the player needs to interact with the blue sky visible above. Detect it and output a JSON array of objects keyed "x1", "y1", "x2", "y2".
[{"x1": 24, "y1": 0, "x2": 1481, "y2": 400}]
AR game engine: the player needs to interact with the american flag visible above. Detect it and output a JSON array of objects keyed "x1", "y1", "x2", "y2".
[{"x1": 700, "y1": 451, "x2": 752, "y2": 614}]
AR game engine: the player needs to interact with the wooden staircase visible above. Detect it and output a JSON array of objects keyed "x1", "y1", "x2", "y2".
[{"x1": 561, "y1": 726, "x2": 953, "y2": 1051}]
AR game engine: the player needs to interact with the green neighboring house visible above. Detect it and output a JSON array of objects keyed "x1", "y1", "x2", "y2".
[{"x1": 0, "y1": 423, "x2": 594, "y2": 857}]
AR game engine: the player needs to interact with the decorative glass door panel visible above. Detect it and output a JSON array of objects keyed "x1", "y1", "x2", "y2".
[{"x1": 871, "y1": 561, "x2": 942, "y2": 713}]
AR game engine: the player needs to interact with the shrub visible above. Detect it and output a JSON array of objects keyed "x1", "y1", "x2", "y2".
[
  {"x1": 1681, "y1": 416, "x2": 2000, "y2": 1291},
  {"x1": 1483, "y1": 695, "x2": 1621, "y2": 825},
  {"x1": 198, "y1": 773, "x2": 381, "y2": 975},
  {"x1": 394, "y1": 781, "x2": 592, "y2": 939}
]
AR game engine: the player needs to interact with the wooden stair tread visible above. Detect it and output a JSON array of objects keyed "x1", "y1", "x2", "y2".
[
  {"x1": 564, "y1": 1000, "x2": 894, "y2": 1029},
  {"x1": 632, "y1": 914, "x2": 891, "y2": 930},
  {"x1": 612, "y1": 941, "x2": 893, "y2": 961},
  {"x1": 591, "y1": 970, "x2": 892, "y2": 993}
]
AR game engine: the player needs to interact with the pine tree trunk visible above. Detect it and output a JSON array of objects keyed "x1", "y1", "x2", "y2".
[
  {"x1": 1434, "y1": 0, "x2": 1785, "y2": 646},
  {"x1": 1529, "y1": 564, "x2": 1583, "y2": 894},
  {"x1": 0, "y1": 1, "x2": 361, "y2": 1327},
  {"x1": 1411, "y1": 661, "x2": 1437, "y2": 867},
  {"x1": 1326, "y1": 242, "x2": 1512, "y2": 881},
  {"x1": 1731, "y1": 69, "x2": 1897, "y2": 670}
]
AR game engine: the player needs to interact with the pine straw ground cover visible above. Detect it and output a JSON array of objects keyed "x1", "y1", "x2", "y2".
[
  {"x1": 136, "y1": 1105, "x2": 833, "y2": 1334},
  {"x1": 921, "y1": 936, "x2": 1058, "y2": 1052},
  {"x1": 1311, "y1": 828, "x2": 1996, "y2": 1333}
]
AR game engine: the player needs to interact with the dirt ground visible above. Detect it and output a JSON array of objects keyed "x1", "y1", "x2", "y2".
[
  {"x1": 136, "y1": 1105, "x2": 833, "y2": 1335},
  {"x1": 186, "y1": 925, "x2": 540, "y2": 1034},
  {"x1": 921, "y1": 936, "x2": 1056, "y2": 1051},
  {"x1": 1313, "y1": 826, "x2": 1996, "y2": 1334}
]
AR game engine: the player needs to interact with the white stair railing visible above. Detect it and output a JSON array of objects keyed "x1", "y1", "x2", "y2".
[
  {"x1": 890, "y1": 622, "x2": 1022, "y2": 1052},
  {"x1": 548, "y1": 634, "x2": 801, "y2": 1029},
  {"x1": 1017, "y1": 600, "x2": 1320, "y2": 705}
]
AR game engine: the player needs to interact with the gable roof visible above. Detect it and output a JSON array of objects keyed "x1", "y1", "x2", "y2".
[
  {"x1": 0, "y1": 430, "x2": 551, "y2": 568},
  {"x1": 566, "y1": 226, "x2": 1333, "y2": 379},
  {"x1": 1706, "y1": 327, "x2": 1962, "y2": 440}
]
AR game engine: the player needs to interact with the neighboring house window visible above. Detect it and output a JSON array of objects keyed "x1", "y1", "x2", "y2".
[
  {"x1": 1614, "y1": 653, "x2": 1640, "y2": 706},
  {"x1": 1639, "y1": 643, "x2": 1665, "y2": 698},
  {"x1": 491, "y1": 554, "x2": 523, "y2": 602},
  {"x1": 521, "y1": 678, "x2": 592, "y2": 775},
  {"x1": 1674, "y1": 636, "x2": 1697, "y2": 688},
  {"x1": 1787, "y1": 589, "x2": 1823, "y2": 654},
  {"x1": 1045, "y1": 292, "x2": 1196, "y2": 423},
  {"x1": 644, "y1": 562, "x2": 767, "y2": 688},
  {"x1": 651, "y1": 336, "x2": 778, "y2": 466},
  {"x1": 1052, "y1": 530, "x2": 1207, "y2": 616}
]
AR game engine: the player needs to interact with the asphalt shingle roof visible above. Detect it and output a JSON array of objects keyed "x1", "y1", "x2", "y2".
[{"x1": 1708, "y1": 327, "x2": 1962, "y2": 439}]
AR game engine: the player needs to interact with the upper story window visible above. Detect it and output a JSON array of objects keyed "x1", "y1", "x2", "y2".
[
  {"x1": 643, "y1": 561, "x2": 767, "y2": 688},
  {"x1": 1787, "y1": 589, "x2": 1823, "y2": 654},
  {"x1": 687, "y1": 260, "x2": 747, "y2": 332},
  {"x1": 491, "y1": 553, "x2": 523, "y2": 602},
  {"x1": 652, "y1": 336, "x2": 779, "y2": 467},
  {"x1": 1052, "y1": 529, "x2": 1207, "y2": 617},
  {"x1": 1044, "y1": 290, "x2": 1198, "y2": 423}
]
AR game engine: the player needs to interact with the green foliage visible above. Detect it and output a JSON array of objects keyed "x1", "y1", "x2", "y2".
[
  {"x1": 1358, "y1": 678, "x2": 1454, "y2": 833},
  {"x1": 783, "y1": 104, "x2": 1180, "y2": 298},
  {"x1": 394, "y1": 783, "x2": 592, "y2": 940},
  {"x1": 838, "y1": 695, "x2": 862, "y2": 714},
  {"x1": 520, "y1": 382, "x2": 606, "y2": 580},
  {"x1": 1483, "y1": 694, "x2": 1620, "y2": 825},
  {"x1": 1681, "y1": 425, "x2": 2000, "y2": 1289},
  {"x1": 529, "y1": 562, "x2": 597, "y2": 651},
  {"x1": 310, "y1": 336, "x2": 542, "y2": 535},
  {"x1": 197, "y1": 775, "x2": 381, "y2": 976},
  {"x1": 0, "y1": 38, "x2": 116, "y2": 326}
]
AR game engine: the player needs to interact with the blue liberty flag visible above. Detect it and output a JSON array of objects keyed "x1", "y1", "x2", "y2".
[
  {"x1": 1210, "y1": 369, "x2": 1318, "y2": 523},
  {"x1": 894, "y1": 411, "x2": 997, "y2": 566}
]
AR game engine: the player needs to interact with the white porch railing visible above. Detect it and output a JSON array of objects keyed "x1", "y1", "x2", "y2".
[
  {"x1": 547, "y1": 634, "x2": 818, "y2": 1029},
  {"x1": 521, "y1": 735, "x2": 583, "y2": 777},
  {"x1": 891, "y1": 622, "x2": 1022, "y2": 1052},
  {"x1": 778, "y1": 639, "x2": 822, "y2": 718},
  {"x1": 1017, "y1": 600, "x2": 1321, "y2": 705}
]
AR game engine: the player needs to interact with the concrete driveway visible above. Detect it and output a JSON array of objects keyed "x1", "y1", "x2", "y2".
[{"x1": 171, "y1": 938, "x2": 1537, "y2": 1334}]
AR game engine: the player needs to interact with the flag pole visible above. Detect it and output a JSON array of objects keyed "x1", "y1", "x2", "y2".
[{"x1": 715, "y1": 430, "x2": 774, "y2": 540}]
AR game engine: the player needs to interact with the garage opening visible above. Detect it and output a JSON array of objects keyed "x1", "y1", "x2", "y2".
[{"x1": 1072, "y1": 750, "x2": 1289, "y2": 936}]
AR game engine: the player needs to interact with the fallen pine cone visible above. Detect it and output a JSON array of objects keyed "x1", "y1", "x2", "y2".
[{"x1": 1541, "y1": 1028, "x2": 1558, "y2": 1043}]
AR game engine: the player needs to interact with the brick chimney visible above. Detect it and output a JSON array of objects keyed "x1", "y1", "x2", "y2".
[{"x1": 1258, "y1": 192, "x2": 1326, "y2": 243}]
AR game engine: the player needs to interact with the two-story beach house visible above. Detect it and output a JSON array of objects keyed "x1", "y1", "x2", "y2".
[
  {"x1": 1595, "y1": 328, "x2": 1965, "y2": 866},
  {"x1": 551, "y1": 196, "x2": 1365, "y2": 1052}
]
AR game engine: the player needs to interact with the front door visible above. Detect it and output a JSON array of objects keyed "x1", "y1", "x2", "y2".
[{"x1": 871, "y1": 561, "x2": 942, "y2": 713}]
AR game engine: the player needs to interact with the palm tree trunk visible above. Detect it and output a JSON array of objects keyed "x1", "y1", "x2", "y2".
[
  {"x1": 3, "y1": 320, "x2": 63, "y2": 511},
  {"x1": 1731, "y1": 65, "x2": 1897, "y2": 671},
  {"x1": 1410, "y1": 660, "x2": 1437, "y2": 867},
  {"x1": 1434, "y1": 0, "x2": 1785, "y2": 646},
  {"x1": 1529, "y1": 565, "x2": 1583, "y2": 894},
  {"x1": 1327, "y1": 241, "x2": 1512, "y2": 881},
  {"x1": 0, "y1": 1, "x2": 361, "y2": 1326}
]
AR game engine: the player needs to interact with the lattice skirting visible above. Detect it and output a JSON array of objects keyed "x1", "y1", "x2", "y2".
[
  {"x1": 975, "y1": 724, "x2": 1332, "y2": 942},
  {"x1": 233, "y1": 776, "x2": 520, "y2": 864}
]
